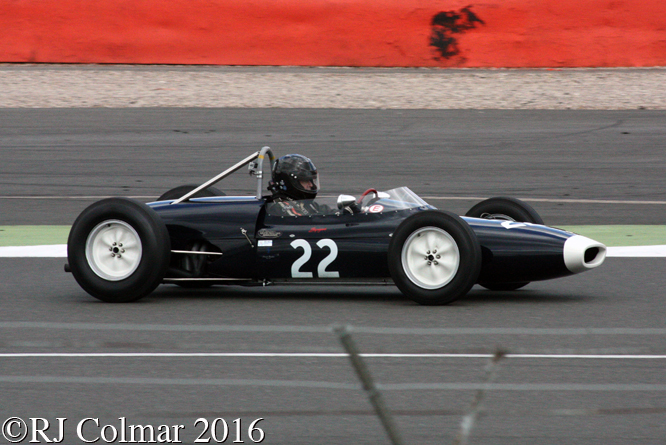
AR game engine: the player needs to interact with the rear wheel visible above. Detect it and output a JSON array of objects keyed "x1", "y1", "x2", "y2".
[
  {"x1": 465, "y1": 197, "x2": 543, "y2": 291},
  {"x1": 67, "y1": 198, "x2": 171, "y2": 302},
  {"x1": 388, "y1": 211, "x2": 482, "y2": 305}
]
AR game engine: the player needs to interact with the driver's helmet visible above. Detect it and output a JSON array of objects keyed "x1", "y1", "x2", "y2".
[{"x1": 270, "y1": 154, "x2": 319, "y2": 200}]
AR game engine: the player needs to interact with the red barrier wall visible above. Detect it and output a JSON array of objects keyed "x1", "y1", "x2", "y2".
[{"x1": 1, "y1": 0, "x2": 665, "y2": 67}]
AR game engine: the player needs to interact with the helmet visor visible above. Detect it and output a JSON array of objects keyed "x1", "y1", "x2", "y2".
[{"x1": 294, "y1": 172, "x2": 319, "y2": 194}]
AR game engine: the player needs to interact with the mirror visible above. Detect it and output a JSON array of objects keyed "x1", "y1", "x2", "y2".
[{"x1": 337, "y1": 194, "x2": 357, "y2": 209}]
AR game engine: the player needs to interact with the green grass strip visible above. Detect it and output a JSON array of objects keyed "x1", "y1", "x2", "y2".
[
  {"x1": 0, "y1": 226, "x2": 71, "y2": 247},
  {"x1": 560, "y1": 225, "x2": 666, "y2": 247}
]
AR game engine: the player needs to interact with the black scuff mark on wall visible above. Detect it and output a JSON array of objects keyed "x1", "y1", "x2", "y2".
[{"x1": 430, "y1": 5, "x2": 485, "y2": 60}]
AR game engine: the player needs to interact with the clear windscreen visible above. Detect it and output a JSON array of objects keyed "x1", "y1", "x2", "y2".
[{"x1": 359, "y1": 187, "x2": 431, "y2": 212}]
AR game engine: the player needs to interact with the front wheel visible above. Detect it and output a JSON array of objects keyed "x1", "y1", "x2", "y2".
[
  {"x1": 465, "y1": 197, "x2": 543, "y2": 291},
  {"x1": 388, "y1": 211, "x2": 482, "y2": 305},
  {"x1": 67, "y1": 198, "x2": 171, "y2": 302},
  {"x1": 465, "y1": 196, "x2": 543, "y2": 225}
]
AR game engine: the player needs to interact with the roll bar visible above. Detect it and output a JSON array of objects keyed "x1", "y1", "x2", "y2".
[
  {"x1": 170, "y1": 146, "x2": 275, "y2": 204},
  {"x1": 250, "y1": 146, "x2": 276, "y2": 198}
]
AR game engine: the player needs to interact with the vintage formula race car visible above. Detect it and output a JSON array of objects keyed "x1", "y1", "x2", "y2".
[{"x1": 66, "y1": 147, "x2": 606, "y2": 305}]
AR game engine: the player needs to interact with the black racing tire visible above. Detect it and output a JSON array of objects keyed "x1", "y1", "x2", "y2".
[
  {"x1": 157, "y1": 184, "x2": 225, "y2": 201},
  {"x1": 465, "y1": 197, "x2": 543, "y2": 291},
  {"x1": 465, "y1": 196, "x2": 543, "y2": 225},
  {"x1": 67, "y1": 198, "x2": 171, "y2": 302},
  {"x1": 388, "y1": 211, "x2": 482, "y2": 305}
]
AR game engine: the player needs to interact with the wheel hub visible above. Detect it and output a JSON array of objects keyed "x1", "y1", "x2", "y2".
[
  {"x1": 402, "y1": 226, "x2": 460, "y2": 289},
  {"x1": 85, "y1": 220, "x2": 142, "y2": 281}
]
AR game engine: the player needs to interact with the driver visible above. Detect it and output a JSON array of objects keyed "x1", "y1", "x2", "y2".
[{"x1": 268, "y1": 154, "x2": 324, "y2": 216}]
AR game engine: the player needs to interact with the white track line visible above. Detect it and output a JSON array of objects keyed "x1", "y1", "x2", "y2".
[
  {"x1": 2, "y1": 244, "x2": 665, "y2": 258},
  {"x1": 605, "y1": 245, "x2": 666, "y2": 257},
  {"x1": 423, "y1": 196, "x2": 666, "y2": 205},
  {"x1": 0, "y1": 244, "x2": 66, "y2": 257},
  {"x1": 1, "y1": 352, "x2": 666, "y2": 359}
]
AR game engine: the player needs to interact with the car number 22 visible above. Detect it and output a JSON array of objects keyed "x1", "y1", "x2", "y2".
[{"x1": 290, "y1": 239, "x2": 340, "y2": 278}]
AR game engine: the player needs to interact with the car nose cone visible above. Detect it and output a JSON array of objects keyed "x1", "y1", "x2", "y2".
[{"x1": 563, "y1": 235, "x2": 607, "y2": 274}]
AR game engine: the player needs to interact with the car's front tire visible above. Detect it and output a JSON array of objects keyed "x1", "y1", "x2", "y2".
[
  {"x1": 67, "y1": 198, "x2": 171, "y2": 302},
  {"x1": 465, "y1": 196, "x2": 543, "y2": 225},
  {"x1": 465, "y1": 197, "x2": 543, "y2": 291},
  {"x1": 388, "y1": 211, "x2": 482, "y2": 305}
]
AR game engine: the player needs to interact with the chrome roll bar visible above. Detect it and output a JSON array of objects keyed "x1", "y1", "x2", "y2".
[{"x1": 252, "y1": 146, "x2": 276, "y2": 198}]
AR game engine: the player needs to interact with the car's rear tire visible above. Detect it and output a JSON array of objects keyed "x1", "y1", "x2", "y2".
[
  {"x1": 388, "y1": 211, "x2": 482, "y2": 305},
  {"x1": 67, "y1": 198, "x2": 171, "y2": 302},
  {"x1": 157, "y1": 184, "x2": 225, "y2": 201},
  {"x1": 465, "y1": 197, "x2": 543, "y2": 291}
]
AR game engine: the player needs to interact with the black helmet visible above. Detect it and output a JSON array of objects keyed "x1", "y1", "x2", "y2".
[{"x1": 270, "y1": 154, "x2": 319, "y2": 200}]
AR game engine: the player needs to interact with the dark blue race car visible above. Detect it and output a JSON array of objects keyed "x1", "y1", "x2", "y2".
[{"x1": 66, "y1": 147, "x2": 606, "y2": 305}]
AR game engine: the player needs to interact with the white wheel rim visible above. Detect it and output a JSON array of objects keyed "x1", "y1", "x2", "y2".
[
  {"x1": 401, "y1": 226, "x2": 460, "y2": 289},
  {"x1": 85, "y1": 220, "x2": 143, "y2": 281}
]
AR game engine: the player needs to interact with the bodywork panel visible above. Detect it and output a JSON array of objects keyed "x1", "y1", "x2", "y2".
[
  {"x1": 151, "y1": 196, "x2": 580, "y2": 284},
  {"x1": 257, "y1": 208, "x2": 424, "y2": 278},
  {"x1": 463, "y1": 217, "x2": 571, "y2": 283}
]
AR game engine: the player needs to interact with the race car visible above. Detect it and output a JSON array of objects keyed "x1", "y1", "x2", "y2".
[{"x1": 65, "y1": 147, "x2": 606, "y2": 305}]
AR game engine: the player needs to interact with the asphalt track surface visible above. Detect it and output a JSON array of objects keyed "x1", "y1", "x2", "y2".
[{"x1": 1, "y1": 109, "x2": 666, "y2": 444}]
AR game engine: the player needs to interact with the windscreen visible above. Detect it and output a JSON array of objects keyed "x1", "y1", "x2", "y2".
[{"x1": 360, "y1": 187, "x2": 432, "y2": 212}]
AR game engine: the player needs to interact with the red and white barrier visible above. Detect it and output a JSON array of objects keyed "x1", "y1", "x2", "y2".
[{"x1": 1, "y1": 0, "x2": 664, "y2": 67}]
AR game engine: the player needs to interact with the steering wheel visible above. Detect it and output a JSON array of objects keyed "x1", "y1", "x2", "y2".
[{"x1": 358, "y1": 188, "x2": 379, "y2": 204}]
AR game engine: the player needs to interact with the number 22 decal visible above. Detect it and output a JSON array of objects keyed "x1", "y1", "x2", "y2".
[{"x1": 290, "y1": 239, "x2": 340, "y2": 278}]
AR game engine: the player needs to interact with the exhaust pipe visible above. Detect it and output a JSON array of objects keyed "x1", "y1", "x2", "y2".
[{"x1": 563, "y1": 235, "x2": 607, "y2": 274}]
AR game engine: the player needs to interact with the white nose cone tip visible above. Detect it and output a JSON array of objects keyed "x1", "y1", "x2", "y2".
[{"x1": 563, "y1": 235, "x2": 607, "y2": 274}]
